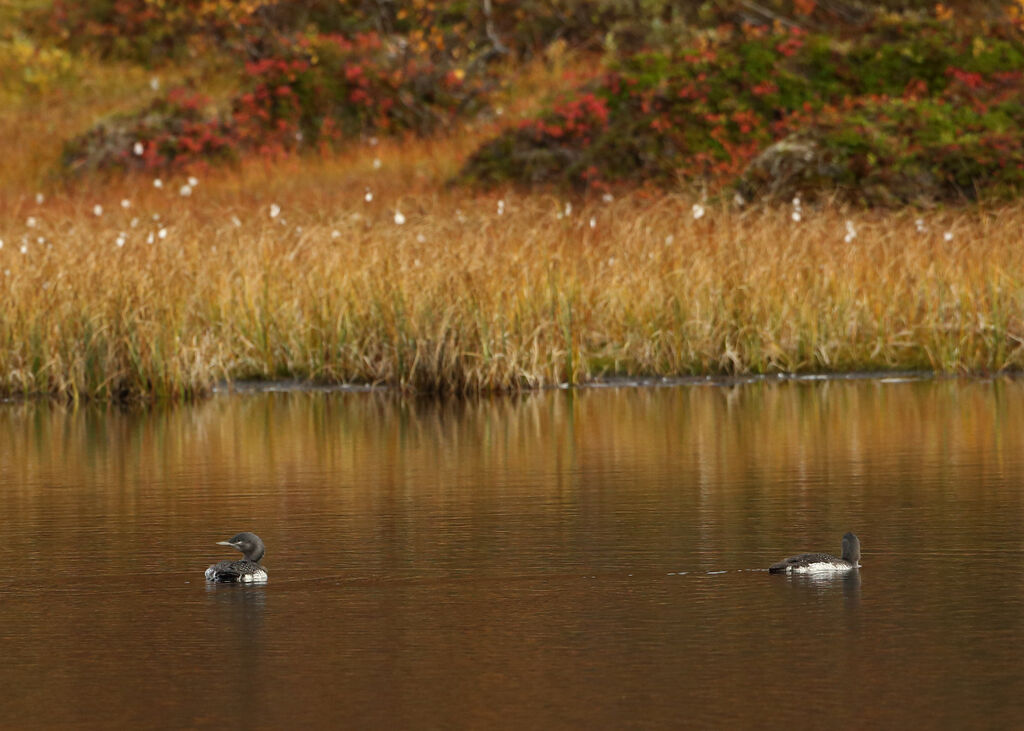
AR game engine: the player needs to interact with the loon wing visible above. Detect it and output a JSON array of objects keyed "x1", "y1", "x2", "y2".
[
  {"x1": 206, "y1": 559, "x2": 244, "y2": 582},
  {"x1": 769, "y1": 552, "x2": 835, "y2": 573},
  {"x1": 209, "y1": 568, "x2": 242, "y2": 582}
]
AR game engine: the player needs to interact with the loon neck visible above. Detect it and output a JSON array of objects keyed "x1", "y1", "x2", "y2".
[
  {"x1": 243, "y1": 545, "x2": 265, "y2": 562},
  {"x1": 841, "y1": 533, "x2": 861, "y2": 564}
]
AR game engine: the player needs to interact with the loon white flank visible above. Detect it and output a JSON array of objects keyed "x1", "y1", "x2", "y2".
[
  {"x1": 769, "y1": 532, "x2": 861, "y2": 574},
  {"x1": 205, "y1": 532, "x2": 269, "y2": 583}
]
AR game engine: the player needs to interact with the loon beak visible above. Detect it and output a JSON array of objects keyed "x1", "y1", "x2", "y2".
[{"x1": 216, "y1": 540, "x2": 234, "y2": 547}]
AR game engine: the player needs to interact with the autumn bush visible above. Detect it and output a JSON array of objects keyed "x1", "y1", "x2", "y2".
[
  {"x1": 39, "y1": 1, "x2": 1019, "y2": 64},
  {"x1": 460, "y1": 11, "x2": 1024, "y2": 203},
  {"x1": 39, "y1": 0, "x2": 1024, "y2": 203},
  {"x1": 61, "y1": 29, "x2": 493, "y2": 174},
  {"x1": 42, "y1": 0, "x2": 527, "y2": 64}
]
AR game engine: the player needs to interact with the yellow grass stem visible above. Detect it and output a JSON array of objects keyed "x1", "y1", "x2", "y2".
[{"x1": 2, "y1": 146, "x2": 1023, "y2": 402}]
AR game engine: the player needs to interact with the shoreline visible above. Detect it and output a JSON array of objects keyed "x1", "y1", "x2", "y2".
[
  {"x1": 4, "y1": 369, "x2": 1017, "y2": 407},
  {"x1": 213, "y1": 369, "x2": 942, "y2": 395}
]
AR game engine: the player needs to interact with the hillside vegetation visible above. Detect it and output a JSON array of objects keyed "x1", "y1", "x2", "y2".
[{"x1": 2, "y1": 2, "x2": 1024, "y2": 401}]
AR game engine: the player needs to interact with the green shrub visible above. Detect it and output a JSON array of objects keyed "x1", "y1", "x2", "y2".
[{"x1": 459, "y1": 12, "x2": 1024, "y2": 204}]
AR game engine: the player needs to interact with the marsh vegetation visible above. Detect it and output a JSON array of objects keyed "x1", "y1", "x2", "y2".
[{"x1": 3, "y1": 1, "x2": 1024, "y2": 401}]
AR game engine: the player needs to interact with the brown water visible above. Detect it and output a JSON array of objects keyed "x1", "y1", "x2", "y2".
[{"x1": 2, "y1": 379, "x2": 1024, "y2": 727}]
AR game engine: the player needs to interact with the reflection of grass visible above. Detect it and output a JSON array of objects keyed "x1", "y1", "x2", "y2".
[{"x1": 2, "y1": 141, "x2": 1024, "y2": 402}]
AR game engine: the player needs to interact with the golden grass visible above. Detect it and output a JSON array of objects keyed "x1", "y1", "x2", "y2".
[
  {"x1": 2, "y1": 135, "x2": 1024, "y2": 402},
  {"x1": 1, "y1": 37, "x2": 1021, "y2": 402}
]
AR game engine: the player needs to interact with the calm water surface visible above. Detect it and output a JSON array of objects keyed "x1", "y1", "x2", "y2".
[{"x1": 2, "y1": 379, "x2": 1024, "y2": 727}]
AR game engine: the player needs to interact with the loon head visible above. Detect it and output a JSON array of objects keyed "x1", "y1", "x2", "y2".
[
  {"x1": 841, "y1": 532, "x2": 860, "y2": 565},
  {"x1": 217, "y1": 532, "x2": 266, "y2": 563}
]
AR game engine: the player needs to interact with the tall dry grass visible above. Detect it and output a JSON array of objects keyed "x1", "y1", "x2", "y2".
[{"x1": 2, "y1": 138, "x2": 1023, "y2": 402}]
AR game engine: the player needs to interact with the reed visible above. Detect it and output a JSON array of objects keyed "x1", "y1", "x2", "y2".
[{"x1": 2, "y1": 139, "x2": 1024, "y2": 402}]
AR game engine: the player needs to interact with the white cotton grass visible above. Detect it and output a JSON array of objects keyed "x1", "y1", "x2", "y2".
[
  {"x1": 158, "y1": 227, "x2": 168, "y2": 239},
  {"x1": 133, "y1": 141, "x2": 144, "y2": 156},
  {"x1": 394, "y1": 210, "x2": 406, "y2": 225},
  {"x1": 364, "y1": 190, "x2": 373, "y2": 203},
  {"x1": 497, "y1": 199, "x2": 505, "y2": 215},
  {"x1": 372, "y1": 158, "x2": 382, "y2": 170},
  {"x1": 791, "y1": 195, "x2": 802, "y2": 223},
  {"x1": 26, "y1": 216, "x2": 37, "y2": 228},
  {"x1": 115, "y1": 233, "x2": 126, "y2": 248},
  {"x1": 843, "y1": 220, "x2": 857, "y2": 243},
  {"x1": 179, "y1": 184, "x2": 192, "y2": 197},
  {"x1": 944, "y1": 231, "x2": 954, "y2": 242},
  {"x1": 915, "y1": 218, "x2": 927, "y2": 234},
  {"x1": 589, "y1": 216, "x2": 597, "y2": 229},
  {"x1": 269, "y1": 204, "x2": 281, "y2": 219},
  {"x1": 35, "y1": 193, "x2": 44, "y2": 204},
  {"x1": 121, "y1": 199, "x2": 131, "y2": 209},
  {"x1": 692, "y1": 203, "x2": 705, "y2": 220},
  {"x1": 93, "y1": 204, "x2": 103, "y2": 217},
  {"x1": 153, "y1": 178, "x2": 163, "y2": 189},
  {"x1": 602, "y1": 193, "x2": 614, "y2": 203},
  {"x1": 187, "y1": 176, "x2": 198, "y2": 187}
]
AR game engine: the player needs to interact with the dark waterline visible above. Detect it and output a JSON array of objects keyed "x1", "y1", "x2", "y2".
[{"x1": 2, "y1": 380, "x2": 1023, "y2": 727}]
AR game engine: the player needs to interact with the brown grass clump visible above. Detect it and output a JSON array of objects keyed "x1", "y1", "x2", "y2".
[{"x1": 2, "y1": 137, "x2": 1024, "y2": 402}]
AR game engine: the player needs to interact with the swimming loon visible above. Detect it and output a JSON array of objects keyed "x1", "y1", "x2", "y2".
[
  {"x1": 769, "y1": 532, "x2": 861, "y2": 574},
  {"x1": 205, "y1": 532, "x2": 269, "y2": 583}
]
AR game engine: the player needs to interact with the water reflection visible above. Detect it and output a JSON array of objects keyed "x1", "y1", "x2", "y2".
[
  {"x1": 204, "y1": 584, "x2": 268, "y2": 666},
  {"x1": 1, "y1": 379, "x2": 1024, "y2": 726},
  {"x1": 205, "y1": 582, "x2": 268, "y2": 614},
  {"x1": 778, "y1": 569, "x2": 862, "y2": 603}
]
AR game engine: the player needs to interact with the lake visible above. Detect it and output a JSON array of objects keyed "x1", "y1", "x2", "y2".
[{"x1": 1, "y1": 377, "x2": 1023, "y2": 727}]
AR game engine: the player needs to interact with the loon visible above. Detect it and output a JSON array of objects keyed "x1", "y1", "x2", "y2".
[
  {"x1": 205, "y1": 532, "x2": 269, "y2": 583},
  {"x1": 769, "y1": 532, "x2": 861, "y2": 574}
]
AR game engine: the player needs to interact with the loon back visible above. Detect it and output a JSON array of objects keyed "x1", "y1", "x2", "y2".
[
  {"x1": 769, "y1": 532, "x2": 861, "y2": 574},
  {"x1": 205, "y1": 559, "x2": 268, "y2": 583}
]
